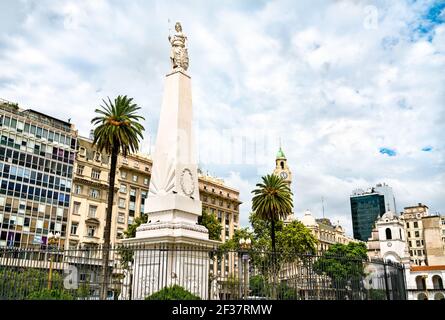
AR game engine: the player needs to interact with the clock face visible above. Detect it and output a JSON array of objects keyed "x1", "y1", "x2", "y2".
[
  {"x1": 280, "y1": 172, "x2": 288, "y2": 179},
  {"x1": 180, "y1": 168, "x2": 195, "y2": 196}
]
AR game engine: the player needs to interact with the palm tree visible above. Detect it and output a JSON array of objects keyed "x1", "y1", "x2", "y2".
[
  {"x1": 251, "y1": 174, "x2": 293, "y2": 253},
  {"x1": 91, "y1": 95, "x2": 145, "y2": 300},
  {"x1": 251, "y1": 174, "x2": 293, "y2": 299}
]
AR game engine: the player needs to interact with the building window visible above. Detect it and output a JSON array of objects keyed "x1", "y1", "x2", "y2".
[
  {"x1": 416, "y1": 240, "x2": 421, "y2": 247},
  {"x1": 88, "y1": 205, "x2": 97, "y2": 218},
  {"x1": 91, "y1": 169, "x2": 101, "y2": 180},
  {"x1": 408, "y1": 231, "x2": 411, "y2": 237},
  {"x1": 94, "y1": 152, "x2": 101, "y2": 162},
  {"x1": 132, "y1": 175, "x2": 138, "y2": 183},
  {"x1": 90, "y1": 189, "x2": 100, "y2": 199},
  {"x1": 71, "y1": 223, "x2": 78, "y2": 235},
  {"x1": 219, "y1": 200, "x2": 223, "y2": 206},
  {"x1": 87, "y1": 225, "x2": 96, "y2": 237},
  {"x1": 73, "y1": 202, "x2": 81, "y2": 215},
  {"x1": 121, "y1": 171, "x2": 127, "y2": 179},
  {"x1": 415, "y1": 231, "x2": 420, "y2": 237},
  {"x1": 130, "y1": 188, "x2": 136, "y2": 197},
  {"x1": 75, "y1": 185, "x2": 82, "y2": 195},
  {"x1": 385, "y1": 228, "x2": 392, "y2": 240},
  {"x1": 203, "y1": 196, "x2": 208, "y2": 202},
  {"x1": 406, "y1": 222, "x2": 410, "y2": 228},
  {"x1": 143, "y1": 177, "x2": 149, "y2": 185},
  {"x1": 120, "y1": 184, "x2": 127, "y2": 193},
  {"x1": 118, "y1": 213, "x2": 125, "y2": 224},
  {"x1": 414, "y1": 222, "x2": 419, "y2": 228},
  {"x1": 76, "y1": 165, "x2": 84, "y2": 175},
  {"x1": 432, "y1": 275, "x2": 444, "y2": 290},
  {"x1": 79, "y1": 147, "x2": 86, "y2": 156},
  {"x1": 119, "y1": 198, "x2": 126, "y2": 209}
]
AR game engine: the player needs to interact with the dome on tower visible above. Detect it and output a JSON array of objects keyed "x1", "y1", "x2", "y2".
[
  {"x1": 276, "y1": 147, "x2": 286, "y2": 159},
  {"x1": 300, "y1": 209, "x2": 317, "y2": 227},
  {"x1": 381, "y1": 210, "x2": 396, "y2": 221}
]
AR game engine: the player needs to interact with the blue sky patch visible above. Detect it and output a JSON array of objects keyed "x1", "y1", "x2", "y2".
[
  {"x1": 379, "y1": 148, "x2": 397, "y2": 156},
  {"x1": 426, "y1": 1, "x2": 445, "y2": 24}
]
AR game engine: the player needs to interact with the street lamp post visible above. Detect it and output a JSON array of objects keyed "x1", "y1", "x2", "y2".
[
  {"x1": 239, "y1": 238, "x2": 252, "y2": 300},
  {"x1": 47, "y1": 232, "x2": 60, "y2": 290}
]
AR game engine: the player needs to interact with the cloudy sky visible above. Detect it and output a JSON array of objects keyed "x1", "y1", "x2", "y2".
[{"x1": 1, "y1": 0, "x2": 444, "y2": 235}]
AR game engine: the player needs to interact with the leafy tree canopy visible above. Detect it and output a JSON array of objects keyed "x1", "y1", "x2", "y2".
[
  {"x1": 123, "y1": 213, "x2": 148, "y2": 239},
  {"x1": 313, "y1": 242, "x2": 368, "y2": 289},
  {"x1": 198, "y1": 208, "x2": 222, "y2": 241}
]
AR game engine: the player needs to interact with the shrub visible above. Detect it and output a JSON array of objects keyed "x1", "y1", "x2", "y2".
[
  {"x1": 145, "y1": 285, "x2": 200, "y2": 300},
  {"x1": 27, "y1": 289, "x2": 74, "y2": 300},
  {"x1": 369, "y1": 288, "x2": 387, "y2": 300}
]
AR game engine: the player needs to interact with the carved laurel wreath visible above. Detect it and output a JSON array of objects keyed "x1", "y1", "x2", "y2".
[{"x1": 180, "y1": 168, "x2": 195, "y2": 196}]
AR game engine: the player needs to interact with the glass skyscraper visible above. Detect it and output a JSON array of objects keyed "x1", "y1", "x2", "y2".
[
  {"x1": 350, "y1": 191, "x2": 386, "y2": 241},
  {"x1": 0, "y1": 100, "x2": 77, "y2": 248}
]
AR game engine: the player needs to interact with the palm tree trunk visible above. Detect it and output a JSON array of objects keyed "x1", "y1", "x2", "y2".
[
  {"x1": 271, "y1": 218, "x2": 277, "y2": 299},
  {"x1": 100, "y1": 145, "x2": 118, "y2": 300}
]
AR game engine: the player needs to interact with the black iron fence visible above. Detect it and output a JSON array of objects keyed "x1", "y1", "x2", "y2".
[{"x1": 0, "y1": 244, "x2": 406, "y2": 300}]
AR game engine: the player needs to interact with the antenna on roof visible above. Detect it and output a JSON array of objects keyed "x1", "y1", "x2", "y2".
[{"x1": 322, "y1": 196, "x2": 325, "y2": 219}]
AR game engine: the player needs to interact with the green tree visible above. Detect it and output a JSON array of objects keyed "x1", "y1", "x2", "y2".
[
  {"x1": 145, "y1": 285, "x2": 200, "y2": 300},
  {"x1": 91, "y1": 95, "x2": 145, "y2": 300},
  {"x1": 277, "y1": 220, "x2": 317, "y2": 259},
  {"x1": 219, "y1": 227, "x2": 253, "y2": 251},
  {"x1": 313, "y1": 242, "x2": 368, "y2": 299},
  {"x1": 119, "y1": 213, "x2": 148, "y2": 270},
  {"x1": 124, "y1": 213, "x2": 148, "y2": 239},
  {"x1": 198, "y1": 208, "x2": 222, "y2": 241},
  {"x1": 251, "y1": 174, "x2": 293, "y2": 253}
]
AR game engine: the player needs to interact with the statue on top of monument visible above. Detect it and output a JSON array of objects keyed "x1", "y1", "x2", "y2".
[{"x1": 168, "y1": 22, "x2": 189, "y2": 71}]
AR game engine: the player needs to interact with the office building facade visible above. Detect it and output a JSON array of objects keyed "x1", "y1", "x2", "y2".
[
  {"x1": 0, "y1": 99, "x2": 77, "y2": 248},
  {"x1": 350, "y1": 190, "x2": 386, "y2": 241}
]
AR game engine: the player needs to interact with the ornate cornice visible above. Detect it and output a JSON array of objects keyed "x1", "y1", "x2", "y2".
[{"x1": 136, "y1": 221, "x2": 209, "y2": 234}]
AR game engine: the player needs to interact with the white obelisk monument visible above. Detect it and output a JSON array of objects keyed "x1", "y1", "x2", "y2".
[{"x1": 126, "y1": 22, "x2": 216, "y2": 300}]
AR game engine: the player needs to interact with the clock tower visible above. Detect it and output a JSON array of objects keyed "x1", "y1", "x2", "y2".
[
  {"x1": 272, "y1": 146, "x2": 294, "y2": 222},
  {"x1": 273, "y1": 146, "x2": 292, "y2": 186}
]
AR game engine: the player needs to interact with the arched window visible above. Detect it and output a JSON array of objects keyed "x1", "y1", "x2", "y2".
[
  {"x1": 280, "y1": 161, "x2": 284, "y2": 169},
  {"x1": 416, "y1": 276, "x2": 426, "y2": 290},
  {"x1": 432, "y1": 275, "x2": 443, "y2": 289},
  {"x1": 385, "y1": 228, "x2": 392, "y2": 240},
  {"x1": 399, "y1": 229, "x2": 402, "y2": 239}
]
